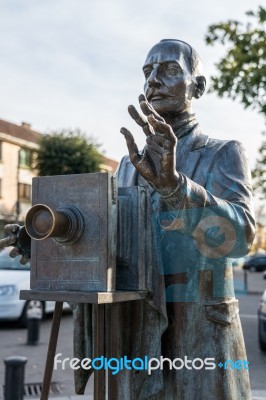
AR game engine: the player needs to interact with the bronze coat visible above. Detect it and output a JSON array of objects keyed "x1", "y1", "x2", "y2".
[{"x1": 73, "y1": 123, "x2": 255, "y2": 400}]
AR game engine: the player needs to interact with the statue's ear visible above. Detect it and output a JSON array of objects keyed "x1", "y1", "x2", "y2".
[{"x1": 194, "y1": 76, "x2": 206, "y2": 99}]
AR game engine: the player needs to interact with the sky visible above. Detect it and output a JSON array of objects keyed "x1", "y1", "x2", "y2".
[{"x1": 0, "y1": 0, "x2": 264, "y2": 169}]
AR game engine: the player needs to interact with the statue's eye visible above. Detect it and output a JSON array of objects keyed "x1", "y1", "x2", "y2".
[
  {"x1": 144, "y1": 69, "x2": 152, "y2": 79},
  {"x1": 166, "y1": 66, "x2": 181, "y2": 76}
]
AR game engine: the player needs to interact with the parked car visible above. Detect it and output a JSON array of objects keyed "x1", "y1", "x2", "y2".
[
  {"x1": 0, "y1": 247, "x2": 69, "y2": 327},
  {"x1": 243, "y1": 254, "x2": 266, "y2": 272},
  {"x1": 258, "y1": 274, "x2": 266, "y2": 351}
]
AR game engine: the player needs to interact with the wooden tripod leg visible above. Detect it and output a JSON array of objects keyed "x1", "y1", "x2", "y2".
[
  {"x1": 93, "y1": 304, "x2": 105, "y2": 400},
  {"x1": 40, "y1": 301, "x2": 63, "y2": 400}
]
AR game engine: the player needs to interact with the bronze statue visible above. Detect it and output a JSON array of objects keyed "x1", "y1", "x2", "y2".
[
  {"x1": 115, "y1": 39, "x2": 255, "y2": 399},
  {"x1": 1, "y1": 39, "x2": 255, "y2": 400}
]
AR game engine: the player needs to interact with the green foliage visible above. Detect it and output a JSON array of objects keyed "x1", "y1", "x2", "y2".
[
  {"x1": 35, "y1": 129, "x2": 103, "y2": 176},
  {"x1": 205, "y1": 6, "x2": 266, "y2": 197},
  {"x1": 205, "y1": 6, "x2": 266, "y2": 115}
]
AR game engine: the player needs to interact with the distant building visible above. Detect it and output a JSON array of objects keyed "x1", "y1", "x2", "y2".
[
  {"x1": 0, "y1": 118, "x2": 118, "y2": 236},
  {"x1": 0, "y1": 119, "x2": 40, "y2": 232},
  {"x1": 251, "y1": 223, "x2": 266, "y2": 252},
  {"x1": 100, "y1": 155, "x2": 119, "y2": 173}
]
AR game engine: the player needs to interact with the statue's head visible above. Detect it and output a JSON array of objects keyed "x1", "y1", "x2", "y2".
[{"x1": 143, "y1": 39, "x2": 206, "y2": 116}]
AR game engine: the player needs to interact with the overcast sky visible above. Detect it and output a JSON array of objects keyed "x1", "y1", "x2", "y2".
[{"x1": 0, "y1": 0, "x2": 264, "y2": 168}]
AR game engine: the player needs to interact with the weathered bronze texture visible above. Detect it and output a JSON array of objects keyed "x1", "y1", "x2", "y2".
[
  {"x1": 116, "y1": 186, "x2": 152, "y2": 291},
  {"x1": 20, "y1": 290, "x2": 148, "y2": 304},
  {"x1": 29, "y1": 172, "x2": 117, "y2": 292}
]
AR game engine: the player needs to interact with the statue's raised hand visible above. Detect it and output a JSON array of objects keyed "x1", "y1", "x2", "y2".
[
  {"x1": 0, "y1": 224, "x2": 31, "y2": 264},
  {"x1": 121, "y1": 95, "x2": 179, "y2": 195}
]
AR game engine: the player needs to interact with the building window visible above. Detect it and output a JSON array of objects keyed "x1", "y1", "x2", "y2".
[
  {"x1": 18, "y1": 183, "x2": 31, "y2": 201},
  {"x1": 0, "y1": 179, "x2": 2, "y2": 198},
  {"x1": 19, "y1": 148, "x2": 33, "y2": 168},
  {"x1": 0, "y1": 142, "x2": 2, "y2": 161}
]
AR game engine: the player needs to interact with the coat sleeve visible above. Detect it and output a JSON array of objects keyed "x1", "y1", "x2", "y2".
[{"x1": 158, "y1": 140, "x2": 256, "y2": 258}]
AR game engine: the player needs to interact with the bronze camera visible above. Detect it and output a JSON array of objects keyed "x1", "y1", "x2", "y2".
[{"x1": 24, "y1": 172, "x2": 151, "y2": 293}]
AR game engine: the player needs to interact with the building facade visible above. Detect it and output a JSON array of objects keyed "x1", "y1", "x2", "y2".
[
  {"x1": 0, "y1": 118, "x2": 118, "y2": 238},
  {"x1": 0, "y1": 120, "x2": 40, "y2": 235}
]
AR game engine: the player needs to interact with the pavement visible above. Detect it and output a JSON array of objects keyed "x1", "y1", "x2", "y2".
[
  {"x1": 233, "y1": 267, "x2": 266, "y2": 295},
  {"x1": 252, "y1": 390, "x2": 266, "y2": 400},
  {"x1": 0, "y1": 311, "x2": 94, "y2": 399}
]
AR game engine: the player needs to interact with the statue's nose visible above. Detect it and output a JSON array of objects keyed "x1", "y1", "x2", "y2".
[{"x1": 147, "y1": 69, "x2": 161, "y2": 88}]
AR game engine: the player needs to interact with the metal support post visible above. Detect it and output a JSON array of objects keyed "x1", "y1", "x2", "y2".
[{"x1": 4, "y1": 356, "x2": 27, "y2": 400}]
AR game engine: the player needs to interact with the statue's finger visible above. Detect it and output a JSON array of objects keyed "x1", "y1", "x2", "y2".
[
  {"x1": 120, "y1": 128, "x2": 141, "y2": 165},
  {"x1": 128, "y1": 105, "x2": 152, "y2": 137},
  {"x1": 20, "y1": 254, "x2": 30, "y2": 265},
  {"x1": 0, "y1": 234, "x2": 17, "y2": 249},
  {"x1": 138, "y1": 94, "x2": 146, "y2": 103},
  {"x1": 152, "y1": 133, "x2": 165, "y2": 147},
  {"x1": 146, "y1": 136, "x2": 164, "y2": 154},
  {"x1": 4, "y1": 224, "x2": 20, "y2": 235},
  {"x1": 0, "y1": 237, "x2": 12, "y2": 250},
  {"x1": 147, "y1": 115, "x2": 176, "y2": 141},
  {"x1": 139, "y1": 99, "x2": 165, "y2": 122},
  {"x1": 8, "y1": 235, "x2": 17, "y2": 246},
  {"x1": 9, "y1": 247, "x2": 20, "y2": 258}
]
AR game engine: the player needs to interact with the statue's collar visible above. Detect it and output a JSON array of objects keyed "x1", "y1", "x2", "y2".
[
  {"x1": 137, "y1": 114, "x2": 209, "y2": 158},
  {"x1": 171, "y1": 113, "x2": 198, "y2": 139},
  {"x1": 172, "y1": 114, "x2": 209, "y2": 151}
]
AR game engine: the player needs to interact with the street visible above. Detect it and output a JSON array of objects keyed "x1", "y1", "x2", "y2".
[
  {"x1": 239, "y1": 294, "x2": 266, "y2": 391},
  {"x1": 0, "y1": 311, "x2": 91, "y2": 399},
  {"x1": 0, "y1": 269, "x2": 265, "y2": 399}
]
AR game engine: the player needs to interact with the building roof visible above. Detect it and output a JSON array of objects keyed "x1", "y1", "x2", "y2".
[
  {"x1": 0, "y1": 119, "x2": 41, "y2": 144},
  {"x1": 0, "y1": 118, "x2": 119, "y2": 170},
  {"x1": 101, "y1": 155, "x2": 119, "y2": 172}
]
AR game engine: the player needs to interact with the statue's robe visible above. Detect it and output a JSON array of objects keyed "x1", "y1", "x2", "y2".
[{"x1": 73, "y1": 117, "x2": 255, "y2": 400}]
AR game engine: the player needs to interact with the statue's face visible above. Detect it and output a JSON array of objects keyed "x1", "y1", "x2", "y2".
[{"x1": 143, "y1": 41, "x2": 196, "y2": 116}]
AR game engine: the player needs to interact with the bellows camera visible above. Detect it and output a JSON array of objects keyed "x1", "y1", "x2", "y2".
[{"x1": 25, "y1": 172, "x2": 151, "y2": 293}]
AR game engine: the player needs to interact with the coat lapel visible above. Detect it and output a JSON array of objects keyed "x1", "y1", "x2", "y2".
[{"x1": 176, "y1": 129, "x2": 209, "y2": 181}]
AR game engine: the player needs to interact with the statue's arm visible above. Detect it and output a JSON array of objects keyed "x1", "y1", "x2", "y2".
[
  {"x1": 121, "y1": 96, "x2": 255, "y2": 257},
  {"x1": 158, "y1": 140, "x2": 255, "y2": 257}
]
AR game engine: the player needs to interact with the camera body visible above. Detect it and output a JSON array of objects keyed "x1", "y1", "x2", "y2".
[{"x1": 27, "y1": 173, "x2": 151, "y2": 293}]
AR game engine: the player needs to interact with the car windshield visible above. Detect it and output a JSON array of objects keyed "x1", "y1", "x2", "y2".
[{"x1": 0, "y1": 247, "x2": 30, "y2": 270}]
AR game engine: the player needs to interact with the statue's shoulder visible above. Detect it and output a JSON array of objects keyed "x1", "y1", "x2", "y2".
[
  {"x1": 203, "y1": 137, "x2": 250, "y2": 172},
  {"x1": 190, "y1": 128, "x2": 245, "y2": 156},
  {"x1": 205, "y1": 136, "x2": 246, "y2": 154}
]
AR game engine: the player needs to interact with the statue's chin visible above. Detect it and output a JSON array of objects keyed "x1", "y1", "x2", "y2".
[
  {"x1": 149, "y1": 99, "x2": 171, "y2": 115},
  {"x1": 150, "y1": 99, "x2": 192, "y2": 120},
  {"x1": 150, "y1": 99, "x2": 182, "y2": 115}
]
